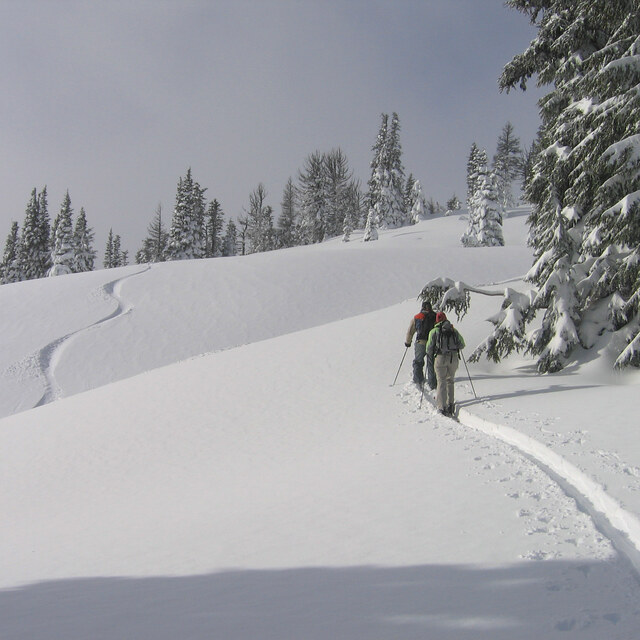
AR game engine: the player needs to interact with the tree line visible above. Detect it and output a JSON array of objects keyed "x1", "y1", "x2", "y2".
[{"x1": 2, "y1": 110, "x2": 525, "y2": 284}]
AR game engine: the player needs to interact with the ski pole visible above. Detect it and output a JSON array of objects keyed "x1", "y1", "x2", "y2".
[
  {"x1": 419, "y1": 380, "x2": 425, "y2": 409},
  {"x1": 460, "y1": 351, "x2": 478, "y2": 399},
  {"x1": 392, "y1": 346, "x2": 409, "y2": 386}
]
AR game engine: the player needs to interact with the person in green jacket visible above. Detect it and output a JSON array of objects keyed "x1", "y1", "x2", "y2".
[{"x1": 426, "y1": 311, "x2": 465, "y2": 416}]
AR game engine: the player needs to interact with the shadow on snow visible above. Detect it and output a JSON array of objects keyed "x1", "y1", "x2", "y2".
[{"x1": 1, "y1": 561, "x2": 637, "y2": 640}]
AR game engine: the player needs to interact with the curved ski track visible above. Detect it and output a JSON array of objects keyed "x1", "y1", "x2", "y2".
[
  {"x1": 33, "y1": 266, "x2": 150, "y2": 409},
  {"x1": 402, "y1": 384, "x2": 640, "y2": 581},
  {"x1": 457, "y1": 407, "x2": 640, "y2": 578}
]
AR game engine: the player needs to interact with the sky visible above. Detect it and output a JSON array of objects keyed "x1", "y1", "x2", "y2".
[{"x1": 0, "y1": 0, "x2": 544, "y2": 258}]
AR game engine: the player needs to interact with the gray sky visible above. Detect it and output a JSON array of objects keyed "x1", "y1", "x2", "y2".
[{"x1": 1, "y1": 0, "x2": 543, "y2": 257}]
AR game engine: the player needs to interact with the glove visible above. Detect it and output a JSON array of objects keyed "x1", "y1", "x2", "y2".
[{"x1": 405, "y1": 342, "x2": 411, "y2": 348}]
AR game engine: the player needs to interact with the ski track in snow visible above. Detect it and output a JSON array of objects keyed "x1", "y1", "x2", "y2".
[
  {"x1": 32, "y1": 267, "x2": 151, "y2": 409},
  {"x1": 399, "y1": 383, "x2": 640, "y2": 584}
]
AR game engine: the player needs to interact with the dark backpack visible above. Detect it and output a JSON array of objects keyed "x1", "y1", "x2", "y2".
[
  {"x1": 435, "y1": 320, "x2": 462, "y2": 355},
  {"x1": 415, "y1": 311, "x2": 436, "y2": 341}
]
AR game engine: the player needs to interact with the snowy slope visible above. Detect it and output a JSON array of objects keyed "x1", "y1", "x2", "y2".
[{"x1": 2, "y1": 211, "x2": 640, "y2": 639}]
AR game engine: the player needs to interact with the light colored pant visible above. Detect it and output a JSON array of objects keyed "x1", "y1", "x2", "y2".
[{"x1": 434, "y1": 352, "x2": 459, "y2": 411}]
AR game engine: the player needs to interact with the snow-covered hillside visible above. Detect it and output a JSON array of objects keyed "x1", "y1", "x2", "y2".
[{"x1": 2, "y1": 211, "x2": 640, "y2": 639}]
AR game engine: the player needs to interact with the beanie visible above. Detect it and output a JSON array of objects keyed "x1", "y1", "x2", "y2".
[{"x1": 435, "y1": 311, "x2": 447, "y2": 323}]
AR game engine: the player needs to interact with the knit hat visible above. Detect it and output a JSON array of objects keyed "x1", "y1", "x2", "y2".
[
  {"x1": 435, "y1": 311, "x2": 447, "y2": 323},
  {"x1": 421, "y1": 300, "x2": 432, "y2": 311}
]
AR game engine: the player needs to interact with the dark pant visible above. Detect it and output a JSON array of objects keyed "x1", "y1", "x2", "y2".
[
  {"x1": 414, "y1": 342, "x2": 437, "y2": 388},
  {"x1": 412, "y1": 341, "x2": 426, "y2": 384}
]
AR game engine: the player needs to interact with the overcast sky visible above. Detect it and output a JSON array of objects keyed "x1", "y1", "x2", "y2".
[{"x1": 1, "y1": 0, "x2": 543, "y2": 257}]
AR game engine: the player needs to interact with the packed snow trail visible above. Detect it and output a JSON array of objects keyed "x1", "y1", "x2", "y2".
[
  {"x1": 33, "y1": 266, "x2": 150, "y2": 408},
  {"x1": 402, "y1": 382, "x2": 640, "y2": 581},
  {"x1": 458, "y1": 407, "x2": 640, "y2": 578}
]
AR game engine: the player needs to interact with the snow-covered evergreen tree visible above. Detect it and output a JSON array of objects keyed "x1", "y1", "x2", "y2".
[
  {"x1": 48, "y1": 192, "x2": 75, "y2": 277},
  {"x1": 462, "y1": 167, "x2": 504, "y2": 247},
  {"x1": 222, "y1": 219, "x2": 238, "y2": 257},
  {"x1": 277, "y1": 178, "x2": 298, "y2": 248},
  {"x1": 446, "y1": 194, "x2": 462, "y2": 215},
  {"x1": 298, "y1": 151, "x2": 327, "y2": 244},
  {"x1": 492, "y1": 122, "x2": 523, "y2": 212},
  {"x1": 205, "y1": 199, "x2": 224, "y2": 258},
  {"x1": 104, "y1": 229, "x2": 114, "y2": 269},
  {"x1": 167, "y1": 169, "x2": 206, "y2": 260},
  {"x1": 362, "y1": 209, "x2": 378, "y2": 242},
  {"x1": 404, "y1": 174, "x2": 416, "y2": 214},
  {"x1": 367, "y1": 113, "x2": 407, "y2": 229},
  {"x1": 19, "y1": 189, "x2": 43, "y2": 280},
  {"x1": 408, "y1": 179, "x2": 426, "y2": 224},
  {"x1": 425, "y1": 0, "x2": 640, "y2": 371},
  {"x1": 466, "y1": 143, "x2": 488, "y2": 207},
  {"x1": 1, "y1": 222, "x2": 22, "y2": 284},
  {"x1": 367, "y1": 113, "x2": 388, "y2": 218},
  {"x1": 138, "y1": 204, "x2": 169, "y2": 264},
  {"x1": 36, "y1": 187, "x2": 51, "y2": 277},
  {"x1": 499, "y1": 0, "x2": 640, "y2": 370},
  {"x1": 72, "y1": 208, "x2": 96, "y2": 272},
  {"x1": 112, "y1": 234, "x2": 123, "y2": 267},
  {"x1": 244, "y1": 183, "x2": 273, "y2": 254}
]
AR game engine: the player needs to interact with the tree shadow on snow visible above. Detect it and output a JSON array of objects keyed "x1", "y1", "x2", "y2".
[
  {"x1": 1, "y1": 561, "x2": 637, "y2": 640},
  {"x1": 456, "y1": 382, "x2": 600, "y2": 409}
]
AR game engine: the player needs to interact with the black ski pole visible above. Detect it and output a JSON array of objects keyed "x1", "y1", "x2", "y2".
[
  {"x1": 392, "y1": 346, "x2": 409, "y2": 386},
  {"x1": 460, "y1": 351, "x2": 478, "y2": 399},
  {"x1": 419, "y1": 380, "x2": 425, "y2": 409}
]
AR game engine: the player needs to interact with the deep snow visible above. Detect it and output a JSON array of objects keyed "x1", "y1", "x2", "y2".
[{"x1": 1, "y1": 210, "x2": 640, "y2": 639}]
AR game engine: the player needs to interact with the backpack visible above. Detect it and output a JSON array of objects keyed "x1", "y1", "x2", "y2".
[
  {"x1": 435, "y1": 320, "x2": 462, "y2": 356},
  {"x1": 415, "y1": 311, "x2": 435, "y2": 341}
]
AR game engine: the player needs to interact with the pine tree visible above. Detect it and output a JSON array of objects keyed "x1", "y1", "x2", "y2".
[
  {"x1": 136, "y1": 204, "x2": 168, "y2": 264},
  {"x1": 19, "y1": 189, "x2": 43, "y2": 280},
  {"x1": 362, "y1": 209, "x2": 378, "y2": 242},
  {"x1": 73, "y1": 207, "x2": 96, "y2": 272},
  {"x1": 469, "y1": 168, "x2": 505, "y2": 247},
  {"x1": 367, "y1": 113, "x2": 388, "y2": 217},
  {"x1": 48, "y1": 191, "x2": 75, "y2": 277},
  {"x1": 36, "y1": 187, "x2": 51, "y2": 277},
  {"x1": 277, "y1": 177, "x2": 298, "y2": 248},
  {"x1": 112, "y1": 234, "x2": 122, "y2": 267},
  {"x1": 246, "y1": 183, "x2": 273, "y2": 253},
  {"x1": 408, "y1": 179, "x2": 427, "y2": 224},
  {"x1": 298, "y1": 151, "x2": 327, "y2": 244},
  {"x1": 466, "y1": 143, "x2": 488, "y2": 208},
  {"x1": 367, "y1": 113, "x2": 407, "y2": 229},
  {"x1": 1, "y1": 222, "x2": 22, "y2": 284},
  {"x1": 446, "y1": 194, "x2": 462, "y2": 214},
  {"x1": 205, "y1": 199, "x2": 224, "y2": 258},
  {"x1": 104, "y1": 229, "x2": 115, "y2": 269},
  {"x1": 499, "y1": 0, "x2": 640, "y2": 370},
  {"x1": 493, "y1": 122, "x2": 523, "y2": 212},
  {"x1": 222, "y1": 219, "x2": 238, "y2": 257},
  {"x1": 404, "y1": 174, "x2": 416, "y2": 214},
  {"x1": 167, "y1": 169, "x2": 206, "y2": 260},
  {"x1": 386, "y1": 112, "x2": 408, "y2": 226}
]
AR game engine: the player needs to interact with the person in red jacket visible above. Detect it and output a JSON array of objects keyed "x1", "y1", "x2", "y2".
[{"x1": 405, "y1": 301, "x2": 437, "y2": 388}]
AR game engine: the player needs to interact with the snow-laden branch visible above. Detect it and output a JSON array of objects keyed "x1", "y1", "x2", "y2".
[{"x1": 419, "y1": 278, "x2": 535, "y2": 363}]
